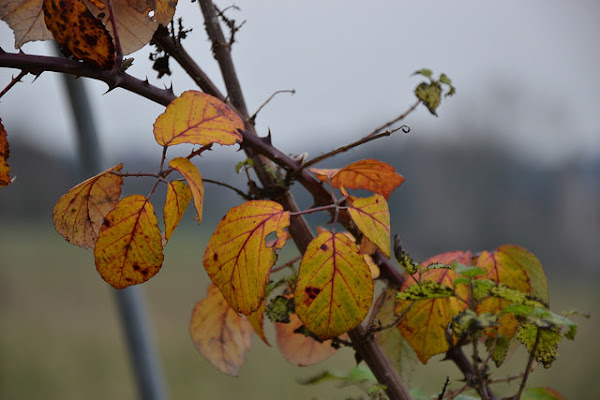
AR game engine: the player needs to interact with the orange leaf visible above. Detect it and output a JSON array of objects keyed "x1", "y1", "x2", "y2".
[
  {"x1": 276, "y1": 312, "x2": 338, "y2": 366},
  {"x1": 0, "y1": 119, "x2": 12, "y2": 187},
  {"x1": 0, "y1": 0, "x2": 53, "y2": 48},
  {"x1": 190, "y1": 284, "x2": 253, "y2": 376},
  {"x1": 396, "y1": 251, "x2": 471, "y2": 363},
  {"x1": 311, "y1": 159, "x2": 404, "y2": 199},
  {"x1": 94, "y1": 194, "x2": 164, "y2": 289},
  {"x1": 203, "y1": 200, "x2": 290, "y2": 314},
  {"x1": 347, "y1": 194, "x2": 391, "y2": 258},
  {"x1": 163, "y1": 180, "x2": 191, "y2": 242},
  {"x1": 154, "y1": 91, "x2": 244, "y2": 147},
  {"x1": 53, "y1": 163, "x2": 123, "y2": 249},
  {"x1": 168, "y1": 157, "x2": 203, "y2": 224},
  {"x1": 84, "y1": 0, "x2": 177, "y2": 55},
  {"x1": 294, "y1": 231, "x2": 374, "y2": 340},
  {"x1": 476, "y1": 245, "x2": 548, "y2": 338},
  {"x1": 43, "y1": 0, "x2": 115, "y2": 69}
]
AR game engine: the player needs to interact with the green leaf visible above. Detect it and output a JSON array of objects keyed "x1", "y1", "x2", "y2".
[
  {"x1": 453, "y1": 262, "x2": 487, "y2": 278},
  {"x1": 414, "y1": 81, "x2": 442, "y2": 116},
  {"x1": 516, "y1": 323, "x2": 561, "y2": 368},
  {"x1": 485, "y1": 334, "x2": 511, "y2": 367},
  {"x1": 452, "y1": 309, "x2": 497, "y2": 339},
  {"x1": 523, "y1": 387, "x2": 567, "y2": 400},
  {"x1": 413, "y1": 68, "x2": 433, "y2": 78},
  {"x1": 235, "y1": 158, "x2": 253, "y2": 173},
  {"x1": 393, "y1": 235, "x2": 419, "y2": 275},
  {"x1": 397, "y1": 280, "x2": 455, "y2": 300},
  {"x1": 471, "y1": 279, "x2": 496, "y2": 301},
  {"x1": 490, "y1": 284, "x2": 546, "y2": 308},
  {"x1": 265, "y1": 295, "x2": 295, "y2": 323},
  {"x1": 299, "y1": 364, "x2": 377, "y2": 388}
]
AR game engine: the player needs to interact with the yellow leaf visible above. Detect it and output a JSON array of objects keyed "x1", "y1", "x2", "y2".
[
  {"x1": 0, "y1": 119, "x2": 12, "y2": 187},
  {"x1": 294, "y1": 231, "x2": 374, "y2": 340},
  {"x1": 347, "y1": 194, "x2": 391, "y2": 258},
  {"x1": 163, "y1": 180, "x2": 191, "y2": 242},
  {"x1": 43, "y1": 0, "x2": 115, "y2": 69},
  {"x1": 154, "y1": 91, "x2": 244, "y2": 147},
  {"x1": 190, "y1": 284, "x2": 253, "y2": 376},
  {"x1": 168, "y1": 157, "x2": 203, "y2": 224},
  {"x1": 396, "y1": 251, "x2": 471, "y2": 363},
  {"x1": 276, "y1": 312, "x2": 338, "y2": 366},
  {"x1": 476, "y1": 245, "x2": 548, "y2": 338},
  {"x1": 311, "y1": 159, "x2": 404, "y2": 200},
  {"x1": 203, "y1": 200, "x2": 290, "y2": 314},
  {"x1": 84, "y1": 0, "x2": 177, "y2": 55},
  {"x1": 53, "y1": 163, "x2": 123, "y2": 249},
  {"x1": 94, "y1": 194, "x2": 164, "y2": 289},
  {"x1": 0, "y1": 0, "x2": 53, "y2": 48},
  {"x1": 248, "y1": 301, "x2": 269, "y2": 346}
]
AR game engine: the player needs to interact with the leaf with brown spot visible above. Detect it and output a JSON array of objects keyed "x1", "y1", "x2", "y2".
[
  {"x1": 0, "y1": 0, "x2": 53, "y2": 48},
  {"x1": 94, "y1": 194, "x2": 164, "y2": 289},
  {"x1": 0, "y1": 119, "x2": 12, "y2": 187},
  {"x1": 84, "y1": 0, "x2": 177, "y2": 55},
  {"x1": 53, "y1": 163, "x2": 123, "y2": 249},
  {"x1": 168, "y1": 157, "x2": 203, "y2": 224},
  {"x1": 346, "y1": 193, "x2": 391, "y2": 258},
  {"x1": 276, "y1": 312, "x2": 338, "y2": 366},
  {"x1": 154, "y1": 91, "x2": 244, "y2": 147},
  {"x1": 163, "y1": 180, "x2": 191, "y2": 242},
  {"x1": 203, "y1": 200, "x2": 290, "y2": 315},
  {"x1": 190, "y1": 284, "x2": 253, "y2": 376},
  {"x1": 396, "y1": 251, "x2": 471, "y2": 363},
  {"x1": 294, "y1": 231, "x2": 374, "y2": 340},
  {"x1": 43, "y1": 0, "x2": 115, "y2": 69},
  {"x1": 310, "y1": 159, "x2": 404, "y2": 199}
]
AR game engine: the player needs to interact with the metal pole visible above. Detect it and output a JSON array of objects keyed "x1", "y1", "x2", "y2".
[{"x1": 57, "y1": 50, "x2": 169, "y2": 400}]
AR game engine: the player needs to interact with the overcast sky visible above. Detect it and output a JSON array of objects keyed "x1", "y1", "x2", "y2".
[{"x1": 1, "y1": 0, "x2": 599, "y2": 167}]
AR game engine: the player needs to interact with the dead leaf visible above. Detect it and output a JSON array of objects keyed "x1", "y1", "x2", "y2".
[
  {"x1": 276, "y1": 313, "x2": 338, "y2": 366},
  {"x1": 0, "y1": 0, "x2": 53, "y2": 48},
  {"x1": 0, "y1": 119, "x2": 12, "y2": 187}
]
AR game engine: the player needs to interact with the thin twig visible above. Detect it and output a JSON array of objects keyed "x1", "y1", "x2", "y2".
[
  {"x1": 203, "y1": 178, "x2": 252, "y2": 200},
  {"x1": 271, "y1": 255, "x2": 302, "y2": 273},
  {"x1": 298, "y1": 125, "x2": 409, "y2": 173},
  {"x1": 516, "y1": 328, "x2": 541, "y2": 399},
  {"x1": 214, "y1": 4, "x2": 246, "y2": 46},
  {"x1": 106, "y1": 0, "x2": 123, "y2": 66},
  {"x1": 366, "y1": 99, "x2": 420, "y2": 137},
  {"x1": 249, "y1": 89, "x2": 296, "y2": 122},
  {"x1": 438, "y1": 376, "x2": 451, "y2": 400},
  {"x1": 0, "y1": 70, "x2": 27, "y2": 100},
  {"x1": 187, "y1": 144, "x2": 213, "y2": 160}
]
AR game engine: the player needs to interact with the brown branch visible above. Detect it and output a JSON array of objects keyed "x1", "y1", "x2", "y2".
[
  {"x1": 366, "y1": 99, "x2": 421, "y2": 137},
  {"x1": 516, "y1": 328, "x2": 541, "y2": 400},
  {"x1": 152, "y1": 26, "x2": 225, "y2": 101},
  {"x1": 0, "y1": 50, "x2": 176, "y2": 106},
  {"x1": 0, "y1": 70, "x2": 27, "y2": 100}
]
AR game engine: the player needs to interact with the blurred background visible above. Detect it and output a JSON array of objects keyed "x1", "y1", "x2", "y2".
[{"x1": 1, "y1": 0, "x2": 598, "y2": 399}]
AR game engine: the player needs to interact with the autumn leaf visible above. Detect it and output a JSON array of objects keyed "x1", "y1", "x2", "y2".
[
  {"x1": 190, "y1": 284, "x2": 253, "y2": 376},
  {"x1": 346, "y1": 193, "x2": 391, "y2": 258},
  {"x1": 84, "y1": 0, "x2": 177, "y2": 55},
  {"x1": 163, "y1": 180, "x2": 191, "y2": 242},
  {"x1": 94, "y1": 194, "x2": 164, "y2": 289},
  {"x1": 154, "y1": 91, "x2": 244, "y2": 147},
  {"x1": 276, "y1": 312, "x2": 338, "y2": 366},
  {"x1": 168, "y1": 157, "x2": 203, "y2": 223},
  {"x1": 310, "y1": 159, "x2": 404, "y2": 199},
  {"x1": 53, "y1": 163, "x2": 123, "y2": 249},
  {"x1": 0, "y1": 0, "x2": 53, "y2": 48},
  {"x1": 43, "y1": 0, "x2": 115, "y2": 69},
  {"x1": 396, "y1": 251, "x2": 471, "y2": 363},
  {"x1": 476, "y1": 245, "x2": 549, "y2": 338},
  {"x1": 0, "y1": 119, "x2": 12, "y2": 187},
  {"x1": 294, "y1": 231, "x2": 374, "y2": 340},
  {"x1": 522, "y1": 387, "x2": 567, "y2": 400},
  {"x1": 248, "y1": 300, "x2": 269, "y2": 345},
  {"x1": 203, "y1": 200, "x2": 290, "y2": 314}
]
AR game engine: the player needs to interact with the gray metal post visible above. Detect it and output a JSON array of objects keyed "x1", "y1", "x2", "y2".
[{"x1": 58, "y1": 56, "x2": 169, "y2": 400}]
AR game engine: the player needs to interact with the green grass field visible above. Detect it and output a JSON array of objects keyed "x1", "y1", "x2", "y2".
[{"x1": 1, "y1": 223, "x2": 597, "y2": 399}]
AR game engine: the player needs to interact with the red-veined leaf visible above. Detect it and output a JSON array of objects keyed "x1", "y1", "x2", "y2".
[
  {"x1": 154, "y1": 90, "x2": 244, "y2": 147},
  {"x1": 163, "y1": 180, "x2": 191, "y2": 242},
  {"x1": 94, "y1": 194, "x2": 164, "y2": 289},
  {"x1": 203, "y1": 200, "x2": 290, "y2": 314},
  {"x1": 294, "y1": 231, "x2": 374, "y2": 340},
  {"x1": 168, "y1": 157, "x2": 203, "y2": 224},
  {"x1": 0, "y1": 119, "x2": 12, "y2": 187},
  {"x1": 346, "y1": 193, "x2": 391, "y2": 257},
  {"x1": 310, "y1": 159, "x2": 404, "y2": 199},
  {"x1": 190, "y1": 284, "x2": 252, "y2": 376},
  {"x1": 53, "y1": 163, "x2": 123, "y2": 249},
  {"x1": 396, "y1": 251, "x2": 471, "y2": 363}
]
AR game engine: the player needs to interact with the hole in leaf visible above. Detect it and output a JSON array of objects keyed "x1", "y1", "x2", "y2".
[{"x1": 265, "y1": 231, "x2": 278, "y2": 247}]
